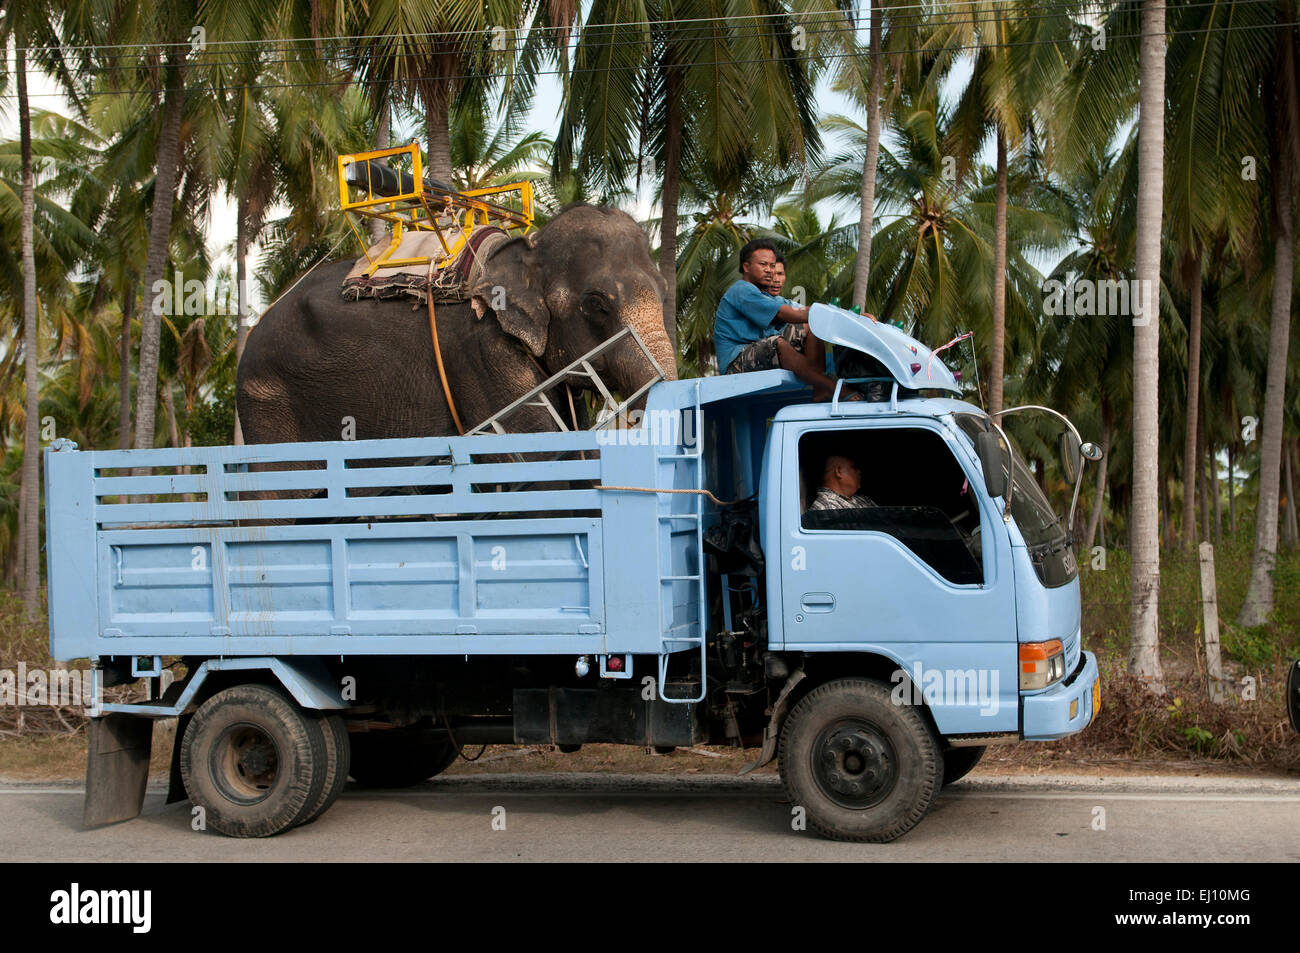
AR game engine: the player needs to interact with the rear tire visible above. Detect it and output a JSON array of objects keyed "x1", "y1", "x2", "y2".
[
  {"x1": 779, "y1": 678, "x2": 942, "y2": 842},
  {"x1": 941, "y1": 746, "x2": 986, "y2": 786},
  {"x1": 297, "y1": 713, "x2": 351, "y2": 826},
  {"x1": 347, "y1": 730, "x2": 461, "y2": 787},
  {"x1": 180, "y1": 684, "x2": 327, "y2": 837}
]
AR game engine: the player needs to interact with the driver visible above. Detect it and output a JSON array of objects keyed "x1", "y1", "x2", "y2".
[{"x1": 809, "y1": 455, "x2": 877, "y2": 511}]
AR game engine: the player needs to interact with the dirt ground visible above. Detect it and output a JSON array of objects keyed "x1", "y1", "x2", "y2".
[{"x1": 3, "y1": 731, "x2": 1295, "y2": 784}]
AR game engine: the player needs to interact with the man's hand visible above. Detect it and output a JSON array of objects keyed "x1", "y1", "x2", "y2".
[{"x1": 777, "y1": 303, "x2": 810, "y2": 324}]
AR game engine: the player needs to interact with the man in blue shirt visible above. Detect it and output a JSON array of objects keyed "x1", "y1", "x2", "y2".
[{"x1": 714, "y1": 239, "x2": 852, "y2": 401}]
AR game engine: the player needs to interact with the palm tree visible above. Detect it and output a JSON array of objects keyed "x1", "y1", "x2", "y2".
[
  {"x1": 930, "y1": 1, "x2": 1073, "y2": 415},
  {"x1": 1238, "y1": 15, "x2": 1300, "y2": 625},
  {"x1": 558, "y1": 0, "x2": 821, "y2": 358},
  {"x1": 351, "y1": 0, "x2": 534, "y2": 182},
  {"x1": 448, "y1": 102, "x2": 552, "y2": 192},
  {"x1": 1164, "y1": 0, "x2": 1271, "y2": 549},
  {"x1": 15, "y1": 28, "x2": 39, "y2": 619},
  {"x1": 0, "y1": 0, "x2": 71, "y2": 617},
  {"x1": 851, "y1": 0, "x2": 884, "y2": 313},
  {"x1": 1128, "y1": 0, "x2": 1167, "y2": 690}
]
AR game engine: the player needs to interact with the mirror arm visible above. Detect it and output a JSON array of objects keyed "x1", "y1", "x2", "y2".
[{"x1": 989, "y1": 404, "x2": 1084, "y2": 447}]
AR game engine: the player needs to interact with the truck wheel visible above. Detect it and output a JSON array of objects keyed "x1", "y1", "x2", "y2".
[
  {"x1": 779, "y1": 678, "x2": 942, "y2": 842},
  {"x1": 180, "y1": 684, "x2": 328, "y2": 837},
  {"x1": 941, "y1": 746, "x2": 985, "y2": 786},
  {"x1": 347, "y1": 731, "x2": 461, "y2": 787},
  {"x1": 297, "y1": 714, "x2": 351, "y2": 826}
]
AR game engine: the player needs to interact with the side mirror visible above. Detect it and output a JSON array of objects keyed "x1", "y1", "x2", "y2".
[
  {"x1": 975, "y1": 430, "x2": 1008, "y2": 498},
  {"x1": 1081, "y1": 441, "x2": 1104, "y2": 461},
  {"x1": 1059, "y1": 431, "x2": 1082, "y2": 485}
]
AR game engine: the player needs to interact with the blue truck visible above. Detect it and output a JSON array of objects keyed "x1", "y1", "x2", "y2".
[{"x1": 46, "y1": 304, "x2": 1101, "y2": 841}]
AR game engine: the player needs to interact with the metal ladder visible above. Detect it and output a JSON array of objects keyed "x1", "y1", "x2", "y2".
[
  {"x1": 656, "y1": 379, "x2": 707, "y2": 704},
  {"x1": 466, "y1": 326, "x2": 667, "y2": 435}
]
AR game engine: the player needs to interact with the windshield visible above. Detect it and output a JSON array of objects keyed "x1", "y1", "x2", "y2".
[{"x1": 952, "y1": 412, "x2": 1068, "y2": 551}]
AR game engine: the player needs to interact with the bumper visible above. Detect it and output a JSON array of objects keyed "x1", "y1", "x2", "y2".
[{"x1": 1021, "y1": 650, "x2": 1099, "y2": 741}]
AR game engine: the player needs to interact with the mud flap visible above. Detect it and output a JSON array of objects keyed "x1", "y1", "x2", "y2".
[{"x1": 83, "y1": 714, "x2": 153, "y2": 828}]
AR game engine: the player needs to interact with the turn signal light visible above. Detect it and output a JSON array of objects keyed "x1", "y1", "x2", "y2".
[{"x1": 1020, "y1": 639, "x2": 1066, "y2": 690}]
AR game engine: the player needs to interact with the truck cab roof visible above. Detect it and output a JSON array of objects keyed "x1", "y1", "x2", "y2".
[{"x1": 647, "y1": 303, "x2": 976, "y2": 422}]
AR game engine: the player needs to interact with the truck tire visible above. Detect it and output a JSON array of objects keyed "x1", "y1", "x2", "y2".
[
  {"x1": 941, "y1": 745, "x2": 986, "y2": 786},
  {"x1": 297, "y1": 713, "x2": 351, "y2": 826},
  {"x1": 180, "y1": 684, "x2": 328, "y2": 837},
  {"x1": 347, "y1": 730, "x2": 462, "y2": 787},
  {"x1": 779, "y1": 678, "x2": 942, "y2": 842}
]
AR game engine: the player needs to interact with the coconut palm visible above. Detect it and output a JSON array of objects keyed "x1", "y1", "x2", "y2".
[
  {"x1": 1238, "y1": 14, "x2": 1300, "y2": 624},
  {"x1": 558, "y1": 0, "x2": 821, "y2": 357}
]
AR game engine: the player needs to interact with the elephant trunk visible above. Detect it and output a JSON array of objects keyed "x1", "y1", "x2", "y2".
[{"x1": 619, "y1": 285, "x2": 678, "y2": 387}]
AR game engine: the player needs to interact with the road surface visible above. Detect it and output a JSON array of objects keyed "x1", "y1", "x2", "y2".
[{"x1": 2, "y1": 774, "x2": 1296, "y2": 862}]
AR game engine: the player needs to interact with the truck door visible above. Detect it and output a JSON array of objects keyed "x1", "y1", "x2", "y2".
[{"x1": 774, "y1": 419, "x2": 1020, "y2": 733}]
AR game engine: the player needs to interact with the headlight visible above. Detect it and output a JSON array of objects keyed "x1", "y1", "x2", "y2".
[{"x1": 1020, "y1": 639, "x2": 1066, "y2": 690}]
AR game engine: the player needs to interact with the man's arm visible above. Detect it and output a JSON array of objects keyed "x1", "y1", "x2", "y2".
[{"x1": 776, "y1": 303, "x2": 811, "y2": 324}]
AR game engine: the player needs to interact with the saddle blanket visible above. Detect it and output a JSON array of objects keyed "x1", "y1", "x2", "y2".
[{"x1": 340, "y1": 226, "x2": 508, "y2": 303}]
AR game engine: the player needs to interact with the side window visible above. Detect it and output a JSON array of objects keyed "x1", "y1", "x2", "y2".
[{"x1": 798, "y1": 427, "x2": 984, "y2": 584}]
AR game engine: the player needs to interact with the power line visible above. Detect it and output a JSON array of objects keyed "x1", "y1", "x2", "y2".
[
  {"x1": 13, "y1": 0, "x2": 1131, "y2": 55},
  {"x1": 5, "y1": 16, "x2": 1293, "y2": 102},
  {"x1": 7, "y1": 0, "x2": 1278, "y2": 91},
  {"x1": 18, "y1": 8, "x2": 1129, "y2": 78}
]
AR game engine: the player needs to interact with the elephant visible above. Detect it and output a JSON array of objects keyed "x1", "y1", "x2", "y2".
[{"x1": 236, "y1": 203, "x2": 677, "y2": 446}]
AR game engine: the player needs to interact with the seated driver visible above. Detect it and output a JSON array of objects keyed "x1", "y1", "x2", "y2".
[{"x1": 809, "y1": 455, "x2": 877, "y2": 511}]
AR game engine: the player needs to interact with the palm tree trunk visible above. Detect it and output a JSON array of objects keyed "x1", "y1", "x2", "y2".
[
  {"x1": 14, "y1": 468, "x2": 26, "y2": 591},
  {"x1": 659, "y1": 67, "x2": 682, "y2": 360},
  {"x1": 118, "y1": 288, "x2": 134, "y2": 449},
  {"x1": 1179, "y1": 255, "x2": 1202, "y2": 548},
  {"x1": 425, "y1": 76, "x2": 453, "y2": 182},
  {"x1": 1212, "y1": 442, "x2": 1222, "y2": 540},
  {"x1": 1198, "y1": 411, "x2": 1209, "y2": 540},
  {"x1": 233, "y1": 200, "x2": 248, "y2": 446},
  {"x1": 18, "y1": 46, "x2": 41, "y2": 621},
  {"x1": 1284, "y1": 436, "x2": 1298, "y2": 548},
  {"x1": 1228, "y1": 439, "x2": 1236, "y2": 534},
  {"x1": 1083, "y1": 421, "x2": 1110, "y2": 553},
  {"x1": 1129, "y1": 0, "x2": 1166, "y2": 690},
  {"x1": 161, "y1": 383, "x2": 181, "y2": 449},
  {"x1": 989, "y1": 130, "x2": 1008, "y2": 416},
  {"x1": 1238, "y1": 112, "x2": 1295, "y2": 623},
  {"x1": 852, "y1": 0, "x2": 884, "y2": 313},
  {"x1": 134, "y1": 52, "x2": 187, "y2": 451}
]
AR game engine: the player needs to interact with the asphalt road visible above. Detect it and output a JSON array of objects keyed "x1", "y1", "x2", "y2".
[{"x1": 2, "y1": 774, "x2": 1297, "y2": 862}]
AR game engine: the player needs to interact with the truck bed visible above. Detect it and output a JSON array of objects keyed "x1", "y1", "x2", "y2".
[{"x1": 44, "y1": 426, "x2": 701, "y2": 662}]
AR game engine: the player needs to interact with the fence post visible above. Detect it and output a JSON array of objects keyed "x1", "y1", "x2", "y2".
[{"x1": 1198, "y1": 541, "x2": 1225, "y2": 703}]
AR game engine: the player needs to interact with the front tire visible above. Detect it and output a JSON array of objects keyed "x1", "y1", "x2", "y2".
[
  {"x1": 779, "y1": 678, "x2": 942, "y2": 842},
  {"x1": 180, "y1": 684, "x2": 328, "y2": 837}
]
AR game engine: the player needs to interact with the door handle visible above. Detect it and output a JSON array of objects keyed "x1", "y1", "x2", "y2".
[{"x1": 800, "y1": 592, "x2": 836, "y2": 612}]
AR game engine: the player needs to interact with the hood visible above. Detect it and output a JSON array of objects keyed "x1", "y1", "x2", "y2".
[{"x1": 809, "y1": 303, "x2": 963, "y2": 394}]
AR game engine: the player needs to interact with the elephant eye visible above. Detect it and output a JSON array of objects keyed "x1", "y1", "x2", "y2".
[{"x1": 583, "y1": 291, "x2": 613, "y2": 314}]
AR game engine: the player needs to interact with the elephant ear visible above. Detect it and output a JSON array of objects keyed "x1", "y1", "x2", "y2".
[{"x1": 470, "y1": 233, "x2": 549, "y2": 357}]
